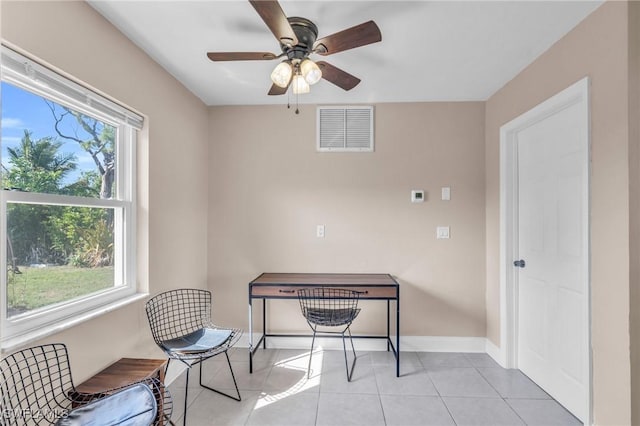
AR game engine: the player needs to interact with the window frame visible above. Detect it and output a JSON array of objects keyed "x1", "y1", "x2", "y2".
[{"x1": 0, "y1": 45, "x2": 140, "y2": 348}]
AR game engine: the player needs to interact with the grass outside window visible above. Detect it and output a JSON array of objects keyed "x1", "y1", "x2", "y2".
[{"x1": 7, "y1": 265, "x2": 113, "y2": 317}]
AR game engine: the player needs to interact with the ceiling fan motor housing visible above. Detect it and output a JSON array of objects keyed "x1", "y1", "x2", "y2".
[{"x1": 282, "y1": 17, "x2": 320, "y2": 60}]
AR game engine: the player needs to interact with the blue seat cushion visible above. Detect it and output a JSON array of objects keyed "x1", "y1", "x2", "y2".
[
  {"x1": 161, "y1": 328, "x2": 232, "y2": 354},
  {"x1": 56, "y1": 383, "x2": 157, "y2": 426}
]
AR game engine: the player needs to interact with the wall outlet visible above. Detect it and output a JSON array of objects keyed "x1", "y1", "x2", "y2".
[
  {"x1": 437, "y1": 226, "x2": 450, "y2": 239},
  {"x1": 317, "y1": 225, "x2": 325, "y2": 238}
]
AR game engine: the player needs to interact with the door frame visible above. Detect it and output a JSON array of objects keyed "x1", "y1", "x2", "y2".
[{"x1": 498, "y1": 77, "x2": 592, "y2": 424}]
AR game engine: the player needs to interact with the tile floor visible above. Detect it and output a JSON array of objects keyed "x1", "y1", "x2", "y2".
[{"x1": 167, "y1": 348, "x2": 582, "y2": 426}]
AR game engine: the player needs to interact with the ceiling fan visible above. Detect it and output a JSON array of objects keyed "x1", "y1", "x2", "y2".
[{"x1": 207, "y1": 0, "x2": 382, "y2": 96}]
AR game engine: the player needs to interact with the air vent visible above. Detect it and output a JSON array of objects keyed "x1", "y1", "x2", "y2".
[{"x1": 317, "y1": 106, "x2": 374, "y2": 152}]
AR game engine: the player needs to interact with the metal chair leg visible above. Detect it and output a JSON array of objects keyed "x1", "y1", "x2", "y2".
[
  {"x1": 159, "y1": 359, "x2": 177, "y2": 425},
  {"x1": 307, "y1": 328, "x2": 318, "y2": 379},
  {"x1": 183, "y1": 366, "x2": 190, "y2": 426},
  {"x1": 342, "y1": 326, "x2": 357, "y2": 382},
  {"x1": 165, "y1": 358, "x2": 171, "y2": 377},
  {"x1": 199, "y1": 352, "x2": 241, "y2": 401}
]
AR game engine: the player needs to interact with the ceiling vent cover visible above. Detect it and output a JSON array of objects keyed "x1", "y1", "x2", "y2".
[{"x1": 317, "y1": 106, "x2": 374, "y2": 152}]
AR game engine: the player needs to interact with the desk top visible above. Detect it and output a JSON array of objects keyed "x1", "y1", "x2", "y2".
[{"x1": 250, "y1": 273, "x2": 398, "y2": 286}]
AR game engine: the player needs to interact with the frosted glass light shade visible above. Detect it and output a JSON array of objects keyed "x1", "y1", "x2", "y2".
[
  {"x1": 301, "y1": 59, "x2": 322, "y2": 85},
  {"x1": 270, "y1": 62, "x2": 292, "y2": 88},
  {"x1": 292, "y1": 74, "x2": 310, "y2": 94}
]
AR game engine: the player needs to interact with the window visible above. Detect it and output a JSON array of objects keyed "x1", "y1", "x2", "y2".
[{"x1": 0, "y1": 46, "x2": 142, "y2": 346}]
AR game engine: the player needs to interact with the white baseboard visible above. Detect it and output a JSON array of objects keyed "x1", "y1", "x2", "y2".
[
  {"x1": 485, "y1": 338, "x2": 507, "y2": 367},
  {"x1": 399, "y1": 336, "x2": 487, "y2": 353}
]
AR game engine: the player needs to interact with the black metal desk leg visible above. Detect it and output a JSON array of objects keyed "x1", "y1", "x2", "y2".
[
  {"x1": 396, "y1": 296, "x2": 400, "y2": 377},
  {"x1": 262, "y1": 299, "x2": 267, "y2": 349},
  {"x1": 249, "y1": 298, "x2": 253, "y2": 374},
  {"x1": 386, "y1": 300, "x2": 390, "y2": 351}
]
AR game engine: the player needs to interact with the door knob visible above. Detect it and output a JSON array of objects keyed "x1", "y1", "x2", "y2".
[{"x1": 513, "y1": 259, "x2": 526, "y2": 268}]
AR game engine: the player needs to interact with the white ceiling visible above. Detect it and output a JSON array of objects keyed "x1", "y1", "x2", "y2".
[{"x1": 88, "y1": 1, "x2": 603, "y2": 107}]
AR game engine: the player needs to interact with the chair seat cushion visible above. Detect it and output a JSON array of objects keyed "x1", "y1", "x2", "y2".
[
  {"x1": 56, "y1": 383, "x2": 157, "y2": 426},
  {"x1": 304, "y1": 307, "x2": 361, "y2": 326},
  {"x1": 162, "y1": 328, "x2": 232, "y2": 354}
]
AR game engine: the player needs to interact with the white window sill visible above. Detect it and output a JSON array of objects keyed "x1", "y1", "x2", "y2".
[{"x1": 1, "y1": 292, "x2": 148, "y2": 353}]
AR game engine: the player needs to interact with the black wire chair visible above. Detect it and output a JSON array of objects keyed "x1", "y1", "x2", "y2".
[
  {"x1": 145, "y1": 288, "x2": 242, "y2": 426},
  {"x1": 298, "y1": 288, "x2": 361, "y2": 381},
  {"x1": 0, "y1": 343, "x2": 172, "y2": 426}
]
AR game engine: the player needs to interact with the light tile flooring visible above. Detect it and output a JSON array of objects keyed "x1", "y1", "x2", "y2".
[{"x1": 167, "y1": 348, "x2": 582, "y2": 426}]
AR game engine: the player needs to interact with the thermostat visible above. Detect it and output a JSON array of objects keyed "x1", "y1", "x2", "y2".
[{"x1": 411, "y1": 190, "x2": 425, "y2": 203}]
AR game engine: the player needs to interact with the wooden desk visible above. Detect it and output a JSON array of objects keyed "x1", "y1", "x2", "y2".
[
  {"x1": 76, "y1": 358, "x2": 168, "y2": 423},
  {"x1": 248, "y1": 273, "x2": 400, "y2": 377}
]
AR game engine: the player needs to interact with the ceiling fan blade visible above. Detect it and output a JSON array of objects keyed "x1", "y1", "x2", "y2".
[
  {"x1": 313, "y1": 21, "x2": 381, "y2": 56},
  {"x1": 249, "y1": 0, "x2": 299, "y2": 47},
  {"x1": 268, "y1": 84, "x2": 288, "y2": 96},
  {"x1": 268, "y1": 77, "x2": 292, "y2": 96},
  {"x1": 268, "y1": 85, "x2": 286, "y2": 96},
  {"x1": 207, "y1": 52, "x2": 277, "y2": 61},
  {"x1": 316, "y1": 61, "x2": 361, "y2": 91}
]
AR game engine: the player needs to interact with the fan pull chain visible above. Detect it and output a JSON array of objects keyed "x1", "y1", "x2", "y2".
[
  {"x1": 287, "y1": 89, "x2": 291, "y2": 110},
  {"x1": 295, "y1": 91, "x2": 300, "y2": 115}
]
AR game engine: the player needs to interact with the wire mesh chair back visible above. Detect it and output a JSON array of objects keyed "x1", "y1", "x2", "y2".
[
  {"x1": 297, "y1": 288, "x2": 361, "y2": 381},
  {"x1": 145, "y1": 288, "x2": 241, "y2": 426},
  {"x1": 0, "y1": 343, "x2": 172, "y2": 426},
  {"x1": 145, "y1": 288, "x2": 213, "y2": 345},
  {"x1": 0, "y1": 343, "x2": 78, "y2": 425},
  {"x1": 298, "y1": 288, "x2": 361, "y2": 327}
]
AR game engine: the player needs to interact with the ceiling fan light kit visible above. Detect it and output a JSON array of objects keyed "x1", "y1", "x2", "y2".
[
  {"x1": 207, "y1": 0, "x2": 382, "y2": 100},
  {"x1": 300, "y1": 59, "x2": 322, "y2": 85},
  {"x1": 292, "y1": 74, "x2": 310, "y2": 95},
  {"x1": 271, "y1": 61, "x2": 293, "y2": 88}
]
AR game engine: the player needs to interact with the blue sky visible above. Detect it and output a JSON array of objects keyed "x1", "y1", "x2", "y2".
[{"x1": 1, "y1": 81, "x2": 107, "y2": 186}]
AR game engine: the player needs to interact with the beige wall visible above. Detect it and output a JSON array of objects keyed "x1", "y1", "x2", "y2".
[
  {"x1": 1, "y1": 0, "x2": 636, "y2": 422},
  {"x1": 208, "y1": 102, "x2": 486, "y2": 338},
  {"x1": 485, "y1": 2, "x2": 632, "y2": 424},
  {"x1": 629, "y1": 1, "x2": 640, "y2": 424},
  {"x1": 1, "y1": 1, "x2": 210, "y2": 382}
]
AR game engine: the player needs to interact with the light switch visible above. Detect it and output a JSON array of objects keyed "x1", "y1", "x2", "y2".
[
  {"x1": 317, "y1": 225, "x2": 325, "y2": 238},
  {"x1": 437, "y1": 226, "x2": 450, "y2": 239},
  {"x1": 441, "y1": 187, "x2": 451, "y2": 201}
]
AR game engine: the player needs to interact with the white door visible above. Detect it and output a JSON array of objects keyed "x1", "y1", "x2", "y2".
[{"x1": 514, "y1": 81, "x2": 589, "y2": 422}]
